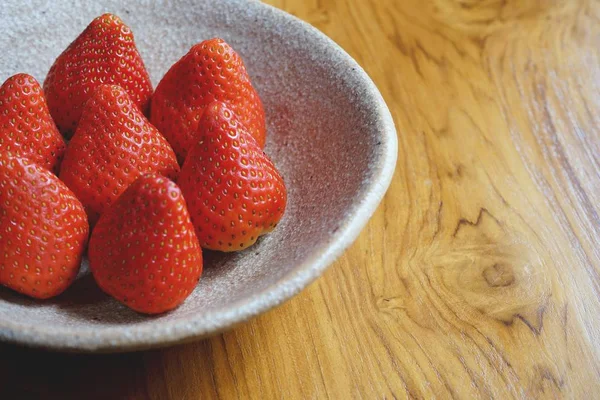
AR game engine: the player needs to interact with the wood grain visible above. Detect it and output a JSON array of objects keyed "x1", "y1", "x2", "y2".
[{"x1": 1, "y1": 0, "x2": 599, "y2": 398}]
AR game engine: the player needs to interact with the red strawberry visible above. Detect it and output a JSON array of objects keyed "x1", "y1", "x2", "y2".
[
  {"x1": 0, "y1": 153, "x2": 89, "y2": 299},
  {"x1": 178, "y1": 102, "x2": 286, "y2": 252},
  {"x1": 0, "y1": 73, "x2": 66, "y2": 173},
  {"x1": 89, "y1": 174, "x2": 203, "y2": 314},
  {"x1": 59, "y1": 84, "x2": 179, "y2": 226},
  {"x1": 44, "y1": 13, "x2": 153, "y2": 138},
  {"x1": 151, "y1": 38, "x2": 265, "y2": 163}
]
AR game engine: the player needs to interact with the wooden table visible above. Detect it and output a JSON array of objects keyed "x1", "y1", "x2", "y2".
[{"x1": 2, "y1": 0, "x2": 599, "y2": 398}]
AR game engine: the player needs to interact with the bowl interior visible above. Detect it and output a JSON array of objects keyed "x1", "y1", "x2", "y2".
[{"x1": 0, "y1": 0, "x2": 395, "y2": 350}]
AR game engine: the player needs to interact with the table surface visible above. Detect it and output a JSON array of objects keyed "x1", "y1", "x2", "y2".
[{"x1": 2, "y1": 0, "x2": 600, "y2": 398}]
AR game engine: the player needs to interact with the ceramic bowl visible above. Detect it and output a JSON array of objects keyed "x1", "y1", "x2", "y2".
[{"x1": 0, "y1": 0, "x2": 397, "y2": 352}]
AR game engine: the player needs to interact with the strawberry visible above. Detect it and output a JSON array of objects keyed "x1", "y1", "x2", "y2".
[
  {"x1": 151, "y1": 38, "x2": 266, "y2": 163},
  {"x1": 89, "y1": 174, "x2": 203, "y2": 314},
  {"x1": 0, "y1": 153, "x2": 88, "y2": 299},
  {"x1": 44, "y1": 13, "x2": 153, "y2": 138},
  {"x1": 0, "y1": 73, "x2": 66, "y2": 173},
  {"x1": 59, "y1": 84, "x2": 179, "y2": 226},
  {"x1": 178, "y1": 102, "x2": 286, "y2": 252}
]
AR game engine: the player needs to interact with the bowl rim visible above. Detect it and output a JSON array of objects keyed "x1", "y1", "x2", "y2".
[{"x1": 0, "y1": 0, "x2": 398, "y2": 352}]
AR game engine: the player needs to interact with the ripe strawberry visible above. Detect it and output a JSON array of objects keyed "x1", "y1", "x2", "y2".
[
  {"x1": 59, "y1": 84, "x2": 179, "y2": 226},
  {"x1": 0, "y1": 153, "x2": 89, "y2": 299},
  {"x1": 89, "y1": 174, "x2": 203, "y2": 314},
  {"x1": 44, "y1": 13, "x2": 153, "y2": 138},
  {"x1": 151, "y1": 38, "x2": 265, "y2": 163},
  {"x1": 0, "y1": 73, "x2": 66, "y2": 173},
  {"x1": 178, "y1": 102, "x2": 286, "y2": 252}
]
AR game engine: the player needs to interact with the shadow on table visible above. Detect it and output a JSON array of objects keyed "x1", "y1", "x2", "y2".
[{"x1": 0, "y1": 339, "x2": 218, "y2": 400}]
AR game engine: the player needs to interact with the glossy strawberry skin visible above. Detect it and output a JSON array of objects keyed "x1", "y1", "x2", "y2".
[
  {"x1": 59, "y1": 85, "x2": 179, "y2": 226},
  {"x1": 0, "y1": 74, "x2": 66, "y2": 173},
  {"x1": 0, "y1": 154, "x2": 89, "y2": 299},
  {"x1": 151, "y1": 38, "x2": 265, "y2": 163},
  {"x1": 178, "y1": 102, "x2": 286, "y2": 252},
  {"x1": 44, "y1": 13, "x2": 153, "y2": 138},
  {"x1": 89, "y1": 174, "x2": 203, "y2": 314}
]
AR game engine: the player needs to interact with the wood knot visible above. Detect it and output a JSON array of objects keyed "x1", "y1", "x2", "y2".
[{"x1": 483, "y1": 263, "x2": 515, "y2": 287}]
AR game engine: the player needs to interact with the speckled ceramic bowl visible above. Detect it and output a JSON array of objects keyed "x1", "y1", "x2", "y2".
[{"x1": 0, "y1": 0, "x2": 397, "y2": 352}]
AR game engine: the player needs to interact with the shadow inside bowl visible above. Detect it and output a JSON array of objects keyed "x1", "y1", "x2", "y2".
[{"x1": 0, "y1": 250, "x2": 243, "y2": 325}]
